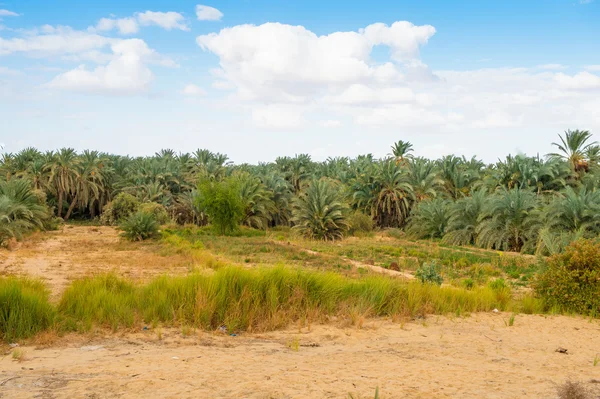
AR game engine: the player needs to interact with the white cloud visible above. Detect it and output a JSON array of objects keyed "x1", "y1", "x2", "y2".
[
  {"x1": 0, "y1": 66, "x2": 21, "y2": 75},
  {"x1": 554, "y1": 71, "x2": 600, "y2": 90},
  {"x1": 182, "y1": 84, "x2": 206, "y2": 96},
  {"x1": 585, "y1": 65, "x2": 600, "y2": 72},
  {"x1": 0, "y1": 9, "x2": 19, "y2": 17},
  {"x1": 46, "y1": 39, "x2": 155, "y2": 95},
  {"x1": 93, "y1": 11, "x2": 189, "y2": 35},
  {"x1": 580, "y1": 0, "x2": 593, "y2": 4},
  {"x1": 196, "y1": 5, "x2": 223, "y2": 21},
  {"x1": 96, "y1": 17, "x2": 139, "y2": 35},
  {"x1": 137, "y1": 11, "x2": 189, "y2": 31},
  {"x1": 0, "y1": 25, "x2": 113, "y2": 56}
]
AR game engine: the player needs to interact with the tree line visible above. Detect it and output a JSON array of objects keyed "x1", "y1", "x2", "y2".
[{"x1": 1, "y1": 129, "x2": 599, "y2": 254}]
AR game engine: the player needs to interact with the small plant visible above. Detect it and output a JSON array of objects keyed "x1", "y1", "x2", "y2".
[
  {"x1": 181, "y1": 325, "x2": 192, "y2": 337},
  {"x1": 505, "y1": 313, "x2": 516, "y2": 327},
  {"x1": 462, "y1": 278, "x2": 474, "y2": 290},
  {"x1": 556, "y1": 380, "x2": 590, "y2": 399},
  {"x1": 348, "y1": 211, "x2": 374, "y2": 236},
  {"x1": 138, "y1": 202, "x2": 170, "y2": 224},
  {"x1": 287, "y1": 336, "x2": 299, "y2": 352},
  {"x1": 119, "y1": 211, "x2": 160, "y2": 241},
  {"x1": 594, "y1": 354, "x2": 599, "y2": 367},
  {"x1": 12, "y1": 348, "x2": 26, "y2": 362},
  {"x1": 415, "y1": 261, "x2": 443, "y2": 285}
]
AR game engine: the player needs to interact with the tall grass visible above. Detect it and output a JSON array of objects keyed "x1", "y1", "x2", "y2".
[
  {"x1": 1, "y1": 266, "x2": 547, "y2": 341},
  {"x1": 60, "y1": 266, "x2": 526, "y2": 333},
  {"x1": 0, "y1": 277, "x2": 55, "y2": 341}
]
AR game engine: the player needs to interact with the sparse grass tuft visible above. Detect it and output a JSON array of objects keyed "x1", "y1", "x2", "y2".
[
  {"x1": 11, "y1": 348, "x2": 26, "y2": 362},
  {"x1": 556, "y1": 380, "x2": 591, "y2": 399}
]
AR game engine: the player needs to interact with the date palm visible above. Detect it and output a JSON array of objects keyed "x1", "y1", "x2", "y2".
[
  {"x1": 548, "y1": 129, "x2": 597, "y2": 171},
  {"x1": 45, "y1": 148, "x2": 79, "y2": 218},
  {"x1": 390, "y1": 140, "x2": 413, "y2": 165},
  {"x1": 407, "y1": 198, "x2": 451, "y2": 239},
  {"x1": 443, "y1": 188, "x2": 487, "y2": 246},
  {"x1": 292, "y1": 179, "x2": 350, "y2": 240}
]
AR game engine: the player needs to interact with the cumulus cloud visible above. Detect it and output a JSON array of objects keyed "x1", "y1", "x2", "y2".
[
  {"x1": 137, "y1": 11, "x2": 189, "y2": 31},
  {"x1": 196, "y1": 20, "x2": 600, "y2": 134},
  {"x1": 196, "y1": 5, "x2": 223, "y2": 21},
  {"x1": 93, "y1": 11, "x2": 189, "y2": 35},
  {"x1": 182, "y1": 84, "x2": 206, "y2": 96},
  {"x1": 0, "y1": 9, "x2": 19, "y2": 17},
  {"x1": 46, "y1": 39, "x2": 157, "y2": 95},
  {"x1": 95, "y1": 17, "x2": 139, "y2": 35}
]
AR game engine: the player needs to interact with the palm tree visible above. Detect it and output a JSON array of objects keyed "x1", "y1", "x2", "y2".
[
  {"x1": 46, "y1": 148, "x2": 79, "y2": 218},
  {"x1": 407, "y1": 198, "x2": 451, "y2": 239},
  {"x1": 548, "y1": 129, "x2": 597, "y2": 172},
  {"x1": 443, "y1": 188, "x2": 487, "y2": 246},
  {"x1": 235, "y1": 171, "x2": 275, "y2": 229},
  {"x1": 476, "y1": 188, "x2": 539, "y2": 252},
  {"x1": 292, "y1": 179, "x2": 350, "y2": 240},
  {"x1": 390, "y1": 140, "x2": 413, "y2": 164},
  {"x1": 0, "y1": 179, "x2": 50, "y2": 244},
  {"x1": 407, "y1": 157, "x2": 444, "y2": 201},
  {"x1": 543, "y1": 187, "x2": 600, "y2": 234}
]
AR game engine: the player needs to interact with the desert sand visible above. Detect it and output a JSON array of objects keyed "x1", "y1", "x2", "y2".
[{"x1": 2, "y1": 313, "x2": 600, "y2": 398}]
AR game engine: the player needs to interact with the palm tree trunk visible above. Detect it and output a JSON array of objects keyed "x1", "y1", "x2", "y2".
[
  {"x1": 57, "y1": 190, "x2": 63, "y2": 218},
  {"x1": 64, "y1": 193, "x2": 78, "y2": 221}
]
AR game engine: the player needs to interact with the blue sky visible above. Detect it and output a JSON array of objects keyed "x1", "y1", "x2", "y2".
[{"x1": 1, "y1": 0, "x2": 599, "y2": 163}]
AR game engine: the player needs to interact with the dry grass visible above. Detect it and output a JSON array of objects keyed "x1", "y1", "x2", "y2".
[{"x1": 557, "y1": 381, "x2": 591, "y2": 399}]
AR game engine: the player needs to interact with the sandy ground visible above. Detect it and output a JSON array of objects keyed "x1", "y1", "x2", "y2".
[
  {"x1": 2, "y1": 313, "x2": 600, "y2": 399},
  {"x1": 2, "y1": 228, "x2": 600, "y2": 398},
  {"x1": 0, "y1": 226, "x2": 193, "y2": 298}
]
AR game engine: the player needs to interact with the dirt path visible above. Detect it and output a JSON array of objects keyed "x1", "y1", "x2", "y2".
[
  {"x1": 2, "y1": 313, "x2": 599, "y2": 398},
  {"x1": 0, "y1": 226, "x2": 193, "y2": 298}
]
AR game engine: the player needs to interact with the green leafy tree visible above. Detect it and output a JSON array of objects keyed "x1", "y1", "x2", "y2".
[
  {"x1": 407, "y1": 198, "x2": 451, "y2": 239},
  {"x1": 196, "y1": 177, "x2": 245, "y2": 235}
]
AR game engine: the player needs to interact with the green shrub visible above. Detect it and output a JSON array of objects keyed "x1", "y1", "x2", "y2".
[
  {"x1": 348, "y1": 211, "x2": 374, "y2": 236},
  {"x1": 462, "y1": 278, "x2": 475, "y2": 290},
  {"x1": 100, "y1": 193, "x2": 140, "y2": 225},
  {"x1": 0, "y1": 277, "x2": 55, "y2": 341},
  {"x1": 119, "y1": 211, "x2": 160, "y2": 241},
  {"x1": 195, "y1": 177, "x2": 245, "y2": 235},
  {"x1": 535, "y1": 239, "x2": 600, "y2": 315},
  {"x1": 415, "y1": 261, "x2": 443, "y2": 285},
  {"x1": 138, "y1": 202, "x2": 169, "y2": 224}
]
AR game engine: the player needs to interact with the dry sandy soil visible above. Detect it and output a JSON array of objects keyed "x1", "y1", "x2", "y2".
[
  {"x1": 0, "y1": 226, "x2": 193, "y2": 298},
  {"x1": 2, "y1": 314, "x2": 600, "y2": 399},
  {"x1": 1, "y1": 227, "x2": 600, "y2": 398}
]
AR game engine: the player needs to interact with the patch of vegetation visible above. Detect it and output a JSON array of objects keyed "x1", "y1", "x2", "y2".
[
  {"x1": 196, "y1": 177, "x2": 245, "y2": 235},
  {"x1": 556, "y1": 380, "x2": 591, "y2": 399},
  {"x1": 100, "y1": 193, "x2": 140, "y2": 226},
  {"x1": 415, "y1": 261, "x2": 443, "y2": 285},
  {"x1": 0, "y1": 277, "x2": 55, "y2": 341},
  {"x1": 536, "y1": 238, "x2": 600, "y2": 315},
  {"x1": 119, "y1": 210, "x2": 160, "y2": 241}
]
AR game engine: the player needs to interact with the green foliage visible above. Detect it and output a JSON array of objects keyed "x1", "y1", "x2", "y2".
[
  {"x1": 536, "y1": 239, "x2": 600, "y2": 315},
  {"x1": 119, "y1": 211, "x2": 160, "y2": 241},
  {"x1": 292, "y1": 179, "x2": 350, "y2": 240},
  {"x1": 100, "y1": 193, "x2": 140, "y2": 225},
  {"x1": 138, "y1": 202, "x2": 169, "y2": 224},
  {"x1": 0, "y1": 277, "x2": 55, "y2": 341},
  {"x1": 407, "y1": 198, "x2": 451, "y2": 239},
  {"x1": 196, "y1": 177, "x2": 245, "y2": 235},
  {"x1": 0, "y1": 179, "x2": 50, "y2": 246},
  {"x1": 476, "y1": 188, "x2": 539, "y2": 252},
  {"x1": 415, "y1": 261, "x2": 443, "y2": 285},
  {"x1": 347, "y1": 211, "x2": 374, "y2": 236}
]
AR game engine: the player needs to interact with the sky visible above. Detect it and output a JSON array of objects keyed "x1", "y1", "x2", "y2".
[{"x1": 1, "y1": 0, "x2": 599, "y2": 164}]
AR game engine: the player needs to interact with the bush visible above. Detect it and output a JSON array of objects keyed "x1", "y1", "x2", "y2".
[
  {"x1": 535, "y1": 238, "x2": 600, "y2": 315},
  {"x1": 0, "y1": 277, "x2": 55, "y2": 341},
  {"x1": 195, "y1": 177, "x2": 245, "y2": 235},
  {"x1": 348, "y1": 211, "x2": 374, "y2": 236},
  {"x1": 119, "y1": 211, "x2": 160, "y2": 241},
  {"x1": 100, "y1": 193, "x2": 140, "y2": 225},
  {"x1": 415, "y1": 261, "x2": 443, "y2": 285},
  {"x1": 138, "y1": 202, "x2": 169, "y2": 224}
]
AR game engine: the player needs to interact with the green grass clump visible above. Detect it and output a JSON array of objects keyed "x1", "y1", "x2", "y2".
[
  {"x1": 0, "y1": 277, "x2": 55, "y2": 341},
  {"x1": 61, "y1": 266, "x2": 522, "y2": 333},
  {"x1": 119, "y1": 211, "x2": 160, "y2": 241},
  {"x1": 59, "y1": 274, "x2": 137, "y2": 331}
]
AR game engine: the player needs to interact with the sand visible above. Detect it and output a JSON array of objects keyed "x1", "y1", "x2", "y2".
[{"x1": 2, "y1": 313, "x2": 600, "y2": 398}]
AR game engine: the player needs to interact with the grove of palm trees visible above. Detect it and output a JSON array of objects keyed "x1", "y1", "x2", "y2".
[{"x1": 2, "y1": 129, "x2": 599, "y2": 255}]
